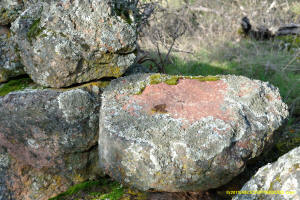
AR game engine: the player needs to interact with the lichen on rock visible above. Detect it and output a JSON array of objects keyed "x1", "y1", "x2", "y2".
[
  {"x1": 11, "y1": 0, "x2": 137, "y2": 88},
  {"x1": 0, "y1": 26, "x2": 25, "y2": 83},
  {"x1": 98, "y1": 73, "x2": 288, "y2": 192},
  {"x1": 0, "y1": 0, "x2": 24, "y2": 25},
  {"x1": 233, "y1": 146, "x2": 300, "y2": 200},
  {"x1": 0, "y1": 84, "x2": 104, "y2": 200}
]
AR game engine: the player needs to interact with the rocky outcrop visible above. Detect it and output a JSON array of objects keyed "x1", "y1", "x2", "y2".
[
  {"x1": 0, "y1": 26, "x2": 25, "y2": 82},
  {"x1": 11, "y1": 0, "x2": 137, "y2": 88},
  {"x1": 98, "y1": 73, "x2": 288, "y2": 192},
  {"x1": 0, "y1": 83, "x2": 105, "y2": 200},
  {"x1": 233, "y1": 146, "x2": 300, "y2": 200}
]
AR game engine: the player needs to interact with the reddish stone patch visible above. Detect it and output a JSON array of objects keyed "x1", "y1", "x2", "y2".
[
  {"x1": 0, "y1": 131, "x2": 58, "y2": 168},
  {"x1": 124, "y1": 79, "x2": 233, "y2": 124},
  {"x1": 238, "y1": 82, "x2": 259, "y2": 97}
]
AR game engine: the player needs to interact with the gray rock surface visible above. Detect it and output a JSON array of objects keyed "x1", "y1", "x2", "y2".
[
  {"x1": 0, "y1": 0, "x2": 24, "y2": 25},
  {"x1": 98, "y1": 73, "x2": 288, "y2": 192},
  {"x1": 11, "y1": 0, "x2": 137, "y2": 87},
  {"x1": 0, "y1": 26, "x2": 25, "y2": 82},
  {"x1": 233, "y1": 146, "x2": 300, "y2": 200},
  {"x1": 0, "y1": 147, "x2": 13, "y2": 200},
  {"x1": 0, "y1": 83, "x2": 104, "y2": 200},
  {"x1": 124, "y1": 63, "x2": 157, "y2": 76}
]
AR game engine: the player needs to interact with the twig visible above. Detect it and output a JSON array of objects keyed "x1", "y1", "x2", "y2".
[{"x1": 282, "y1": 51, "x2": 300, "y2": 71}]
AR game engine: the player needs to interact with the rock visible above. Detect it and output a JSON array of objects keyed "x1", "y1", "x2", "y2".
[
  {"x1": 0, "y1": 83, "x2": 105, "y2": 200},
  {"x1": 0, "y1": 26, "x2": 25, "y2": 82},
  {"x1": 0, "y1": 0, "x2": 24, "y2": 25},
  {"x1": 11, "y1": 0, "x2": 137, "y2": 88},
  {"x1": 124, "y1": 63, "x2": 157, "y2": 76},
  {"x1": 98, "y1": 73, "x2": 288, "y2": 192},
  {"x1": 233, "y1": 146, "x2": 300, "y2": 200},
  {"x1": 0, "y1": 147, "x2": 13, "y2": 200}
]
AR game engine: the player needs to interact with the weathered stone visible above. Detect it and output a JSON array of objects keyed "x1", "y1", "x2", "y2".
[
  {"x1": 11, "y1": 0, "x2": 137, "y2": 88},
  {"x1": 124, "y1": 63, "x2": 157, "y2": 76},
  {"x1": 99, "y1": 73, "x2": 288, "y2": 192},
  {"x1": 0, "y1": 26, "x2": 25, "y2": 82},
  {"x1": 233, "y1": 146, "x2": 300, "y2": 200},
  {"x1": 0, "y1": 84, "x2": 104, "y2": 200},
  {"x1": 0, "y1": 0, "x2": 24, "y2": 25}
]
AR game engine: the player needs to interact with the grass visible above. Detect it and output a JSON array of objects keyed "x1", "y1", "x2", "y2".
[
  {"x1": 0, "y1": 77, "x2": 34, "y2": 96},
  {"x1": 144, "y1": 38, "x2": 300, "y2": 118},
  {"x1": 18, "y1": 0, "x2": 299, "y2": 199},
  {"x1": 49, "y1": 178, "x2": 125, "y2": 200},
  {"x1": 142, "y1": 36, "x2": 300, "y2": 161}
]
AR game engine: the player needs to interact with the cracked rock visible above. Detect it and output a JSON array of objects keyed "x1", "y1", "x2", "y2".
[
  {"x1": 233, "y1": 146, "x2": 300, "y2": 200},
  {"x1": 0, "y1": 84, "x2": 104, "y2": 200},
  {"x1": 98, "y1": 73, "x2": 288, "y2": 192},
  {"x1": 11, "y1": 0, "x2": 137, "y2": 87},
  {"x1": 0, "y1": 26, "x2": 25, "y2": 82}
]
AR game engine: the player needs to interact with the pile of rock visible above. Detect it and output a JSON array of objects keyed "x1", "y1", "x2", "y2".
[
  {"x1": 0, "y1": 1, "x2": 294, "y2": 200},
  {"x1": 0, "y1": 0, "x2": 137, "y2": 199}
]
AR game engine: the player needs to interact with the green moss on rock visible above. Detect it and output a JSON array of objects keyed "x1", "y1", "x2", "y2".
[
  {"x1": 27, "y1": 18, "x2": 45, "y2": 43},
  {"x1": 0, "y1": 78, "x2": 33, "y2": 96},
  {"x1": 149, "y1": 74, "x2": 220, "y2": 85},
  {"x1": 135, "y1": 74, "x2": 220, "y2": 95},
  {"x1": 49, "y1": 180, "x2": 101, "y2": 200},
  {"x1": 49, "y1": 179, "x2": 124, "y2": 200},
  {"x1": 188, "y1": 76, "x2": 220, "y2": 82}
]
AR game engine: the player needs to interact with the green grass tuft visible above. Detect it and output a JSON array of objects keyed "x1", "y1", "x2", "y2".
[
  {"x1": 0, "y1": 78, "x2": 33, "y2": 96},
  {"x1": 49, "y1": 178, "x2": 125, "y2": 200},
  {"x1": 93, "y1": 182, "x2": 124, "y2": 200},
  {"x1": 49, "y1": 180, "x2": 101, "y2": 200}
]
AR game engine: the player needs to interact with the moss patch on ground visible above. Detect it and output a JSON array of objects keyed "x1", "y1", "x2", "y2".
[
  {"x1": 49, "y1": 177, "x2": 149, "y2": 200},
  {"x1": 0, "y1": 77, "x2": 34, "y2": 96}
]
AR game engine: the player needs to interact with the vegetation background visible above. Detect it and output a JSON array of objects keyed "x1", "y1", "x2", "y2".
[{"x1": 47, "y1": 0, "x2": 300, "y2": 199}]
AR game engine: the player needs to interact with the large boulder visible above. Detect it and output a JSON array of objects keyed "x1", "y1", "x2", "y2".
[
  {"x1": 11, "y1": 0, "x2": 137, "y2": 87},
  {"x1": 98, "y1": 73, "x2": 288, "y2": 192},
  {"x1": 0, "y1": 26, "x2": 25, "y2": 82},
  {"x1": 0, "y1": 83, "x2": 105, "y2": 200},
  {"x1": 233, "y1": 146, "x2": 300, "y2": 200}
]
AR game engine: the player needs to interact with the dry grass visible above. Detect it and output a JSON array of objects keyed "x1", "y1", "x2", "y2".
[
  {"x1": 138, "y1": 0, "x2": 300, "y2": 117},
  {"x1": 137, "y1": 2, "x2": 300, "y2": 199}
]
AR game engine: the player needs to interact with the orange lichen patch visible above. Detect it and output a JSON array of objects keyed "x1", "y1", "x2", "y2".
[{"x1": 124, "y1": 79, "x2": 233, "y2": 124}]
